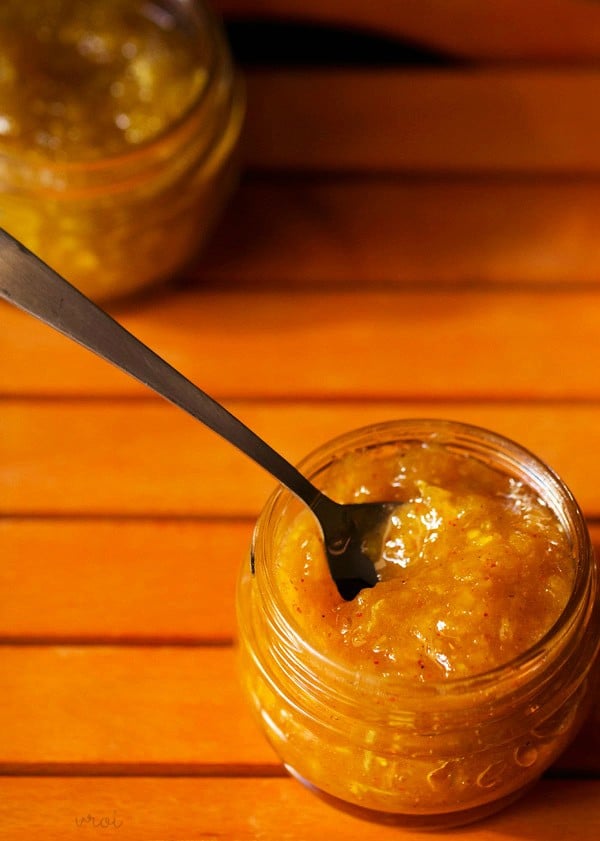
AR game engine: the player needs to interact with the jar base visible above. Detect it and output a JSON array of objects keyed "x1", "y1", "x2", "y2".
[{"x1": 285, "y1": 764, "x2": 538, "y2": 830}]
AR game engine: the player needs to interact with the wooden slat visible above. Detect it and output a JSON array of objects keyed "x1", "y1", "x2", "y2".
[
  {"x1": 3, "y1": 289, "x2": 600, "y2": 398},
  {"x1": 199, "y1": 176, "x2": 600, "y2": 287},
  {"x1": 0, "y1": 519, "x2": 252, "y2": 641},
  {"x1": 2, "y1": 402, "x2": 600, "y2": 516},
  {"x1": 242, "y1": 70, "x2": 600, "y2": 173},
  {"x1": 216, "y1": 0, "x2": 600, "y2": 62},
  {"x1": 7, "y1": 176, "x2": 600, "y2": 291},
  {"x1": 2, "y1": 518, "x2": 600, "y2": 641},
  {"x1": 0, "y1": 647, "x2": 597, "y2": 774},
  {"x1": 0, "y1": 647, "x2": 273, "y2": 769},
  {"x1": 1, "y1": 777, "x2": 599, "y2": 841}
]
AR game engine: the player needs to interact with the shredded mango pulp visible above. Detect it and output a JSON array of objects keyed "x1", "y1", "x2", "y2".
[
  {"x1": 0, "y1": 0, "x2": 208, "y2": 162},
  {"x1": 274, "y1": 443, "x2": 574, "y2": 681}
]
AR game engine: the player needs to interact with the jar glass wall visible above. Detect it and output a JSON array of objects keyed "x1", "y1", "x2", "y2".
[
  {"x1": 0, "y1": 0, "x2": 244, "y2": 301},
  {"x1": 237, "y1": 419, "x2": 600, "y2": 828}
]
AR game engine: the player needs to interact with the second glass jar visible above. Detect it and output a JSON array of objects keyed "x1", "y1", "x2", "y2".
[{"x1": 0, "y1": 0, "x2": 244, "y2": 301}]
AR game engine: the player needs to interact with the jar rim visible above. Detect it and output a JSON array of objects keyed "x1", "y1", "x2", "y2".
[{"x1": 252, "y1": 418, "x2": 596, "y2": 703}]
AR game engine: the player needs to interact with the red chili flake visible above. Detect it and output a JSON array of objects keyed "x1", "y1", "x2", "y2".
[
  {"x1": 483, "y1": 612, "x2": 489, "y2": 617},
  {"x1": 373, "y1": 659, "x2": 379, "y2": 665},
  {"x1": 355, "y1": 612, "x2": 363, "y2": 617}
]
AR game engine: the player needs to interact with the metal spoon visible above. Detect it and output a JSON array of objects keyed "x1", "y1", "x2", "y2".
[{"x1": 0, "y1": 227, "x2": 392, "y2": 600}]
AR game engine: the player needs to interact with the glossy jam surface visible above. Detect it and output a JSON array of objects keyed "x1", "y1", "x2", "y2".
[
  {"x1": 0, "y1": 0, "x2": 208, "y2": 161},
  {"x1": 274, "y1": 443, "x2": 574, "y2": 679}
]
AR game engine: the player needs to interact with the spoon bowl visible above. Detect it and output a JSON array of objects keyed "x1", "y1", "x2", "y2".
[{"x1": 0, "y1": 227, "x2": 393, "y2": 599}]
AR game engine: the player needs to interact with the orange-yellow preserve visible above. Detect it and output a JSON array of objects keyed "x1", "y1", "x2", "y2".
[
  {"x1": 275, "y1": 442, "x2": 573, "y2": 682},
  {"x1": 237, "y1": 420, "x2": 599, "y2": 827},
  {"x1": 0, "y1": 0, "x2": 243, "y2": 301}
]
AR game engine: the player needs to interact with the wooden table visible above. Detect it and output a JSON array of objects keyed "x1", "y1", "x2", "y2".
[{"x1": 2, "y1": 4, "x2": 600, "y2": 838}]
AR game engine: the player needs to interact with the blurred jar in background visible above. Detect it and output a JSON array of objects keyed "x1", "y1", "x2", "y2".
[{"x1": 0, "y1": 0, "x2": 244, "y2": 301}]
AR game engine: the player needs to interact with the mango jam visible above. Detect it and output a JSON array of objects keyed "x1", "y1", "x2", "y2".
[
  {"x1": 0, "y1": 0, "x2": 208, "y2": 162},
  {"x1": 0, "y1": 0, "x2": 243, "y2": 300},
  {"x1": 274, "y1": 442, "x2": 574, "y2": 681},
  {"x1": 237, "y1": 421, "x2": 599, "y2": 826}
]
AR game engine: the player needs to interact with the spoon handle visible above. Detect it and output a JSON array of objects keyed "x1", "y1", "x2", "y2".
[{"x1": 0, "y1": 228, "x2": 322, "y2": 509}]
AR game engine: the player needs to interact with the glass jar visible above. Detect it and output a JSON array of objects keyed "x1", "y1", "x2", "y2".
[
  {"x1": 236, "y1": 419, "x2": 600, "y2": 828},
  {"x1": 0, "y1": 0, "x2": 244, "y2": 301}
]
